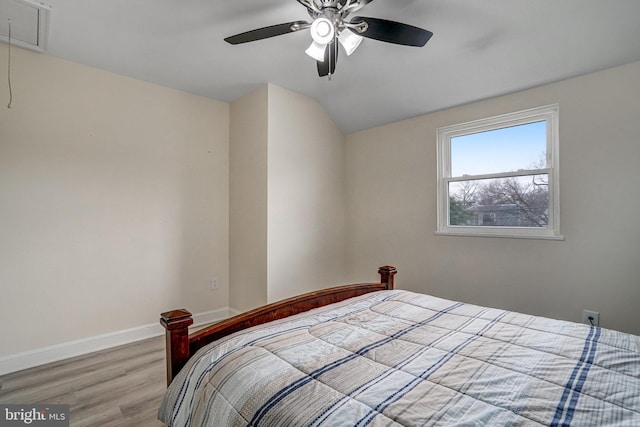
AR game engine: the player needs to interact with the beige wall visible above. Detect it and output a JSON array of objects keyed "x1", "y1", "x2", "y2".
[
  {"x1": 267, "y1": 85, "x2": 346, "y2": 302},
  {"x1": 229, "y1": 86, "x2": 269, "y2": 312},
  {"x1": 0, "y1": 46, "x2": 230, "y2": 357},
  {"x1": 2, "y1": 43, "x2": 638, "y2": 364},
  {"x1": 229, "y1": 84, "x2": 346, "y2": 311},
  {"x1": 346, "y1": 61, "x2": 640, "y2": 335}
]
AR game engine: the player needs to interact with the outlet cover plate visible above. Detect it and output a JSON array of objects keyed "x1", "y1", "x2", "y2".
[{"x1": 582, "y1": 310, "x2": 600, "y2": 327}]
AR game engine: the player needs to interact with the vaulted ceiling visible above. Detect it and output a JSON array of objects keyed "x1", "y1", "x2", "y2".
[{"x1": 10, "y1": 0, "x2": 640, "y2": 133}]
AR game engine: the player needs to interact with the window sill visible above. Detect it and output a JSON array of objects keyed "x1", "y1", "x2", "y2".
[{"x1": 434, "y1": 229, "x2": 565, "y2": 241}]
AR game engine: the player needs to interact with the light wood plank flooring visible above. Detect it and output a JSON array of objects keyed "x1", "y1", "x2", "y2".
[{"x1": 0, "y1": 336, "x2": 167, "y2": 426}]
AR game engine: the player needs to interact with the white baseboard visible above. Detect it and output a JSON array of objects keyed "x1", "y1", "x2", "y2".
[
  {"x1": 191, "y1": 307, "x2": 230, "y2": 329},
  {"x1": 0, "y1": 307, "x2": 230, "y2": 376},
  {"x1": 228, "y1": 307, "x2": 243, "y2": 317}
]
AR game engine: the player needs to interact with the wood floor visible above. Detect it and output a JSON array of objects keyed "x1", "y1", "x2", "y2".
[{"x1": 0, "y1": 336, "x2": 167, "y2": 426}]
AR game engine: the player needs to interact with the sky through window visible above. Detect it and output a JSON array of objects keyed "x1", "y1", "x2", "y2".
[{"x1": 451, "y1": 121, "x2": 547, "y2": 177}]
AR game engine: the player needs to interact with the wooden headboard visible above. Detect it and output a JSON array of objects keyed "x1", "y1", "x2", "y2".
[{"x1": 160, "y1": 266, "x2": 397, "y2": 385}]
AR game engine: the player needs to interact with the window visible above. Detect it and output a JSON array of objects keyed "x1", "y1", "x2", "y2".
[{"x1": 436, "y1": 105, "x2": 562, "y2": 239}]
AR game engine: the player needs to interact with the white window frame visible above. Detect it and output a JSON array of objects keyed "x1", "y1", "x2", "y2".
[{"x1": 436, "y1": 104, "x2": 563, "y2": 240}]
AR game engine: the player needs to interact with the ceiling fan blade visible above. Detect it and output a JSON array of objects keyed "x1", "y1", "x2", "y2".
[
  {"x1": 349, "y1": 16, "x2": 433, "y2": 47},
  {"x1": 225, "y1": 21, "x2": 309, "y2": 45},
  {"x1": 317, "y1": 42, "x2": 339, "y2": 77}
]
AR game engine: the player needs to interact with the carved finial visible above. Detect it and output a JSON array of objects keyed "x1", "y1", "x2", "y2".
[{"x1": 378, "y1": 266, "x2": 397, "y2": 289}]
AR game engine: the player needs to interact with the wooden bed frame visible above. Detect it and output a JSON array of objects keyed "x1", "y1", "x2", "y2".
[{"x1": 160, "y1": 266, "x2": 397, "y2": 385}]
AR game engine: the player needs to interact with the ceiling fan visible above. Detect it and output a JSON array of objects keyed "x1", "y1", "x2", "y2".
[{"x1": 224, "y1": 0, "x2": 433, "y2": 78}]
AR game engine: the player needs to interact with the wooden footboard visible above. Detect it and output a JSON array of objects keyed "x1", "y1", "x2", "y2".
[{"x1": 160, "y1": 266, "x2": 397, "y2": 385}]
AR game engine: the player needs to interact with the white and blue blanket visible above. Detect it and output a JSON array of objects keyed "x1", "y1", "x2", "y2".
[{"x1": 159, "y1": 290, "x2": 640, "y2": 426}]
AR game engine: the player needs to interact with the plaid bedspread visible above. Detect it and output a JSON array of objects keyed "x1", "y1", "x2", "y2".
[{"x1": 159, "y1": 290, "x2": 640, "y2": 426}]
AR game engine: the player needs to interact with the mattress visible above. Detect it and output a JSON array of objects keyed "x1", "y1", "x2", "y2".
[{"x1": 159, "y1": 290, "x2": 640, "y2": 426}]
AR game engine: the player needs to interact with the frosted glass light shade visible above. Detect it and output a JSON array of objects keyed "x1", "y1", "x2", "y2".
[
  {"x1": 339, "y1": 30, "x2": 363, "y2": 56},
  {"x1": 310, "y1": 18, "x2": 335, "y2": 44},
  {"x1": 305, "y1": 41, "x2": 327, "y2": 62}
]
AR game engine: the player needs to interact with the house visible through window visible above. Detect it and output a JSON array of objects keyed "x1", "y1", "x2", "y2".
[{"x1": 436, "y1": 105, "x2": 563, "y2": 239}]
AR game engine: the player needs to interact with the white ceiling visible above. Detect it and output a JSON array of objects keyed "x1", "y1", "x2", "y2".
[{"x1": 17, "y1": 0, "x2": 640, "y2": 133}]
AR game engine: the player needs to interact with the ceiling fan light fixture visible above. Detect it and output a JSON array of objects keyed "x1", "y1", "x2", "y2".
[
  {"x1": 224, "y1": 0, "x2": 433, "y2": 78},
  {"x1": 306, "y1": 17, "x2": 334, "y2": 62},
  {"x1": 305, "y1": 41, "x2": 327, "y2": 62},
  {"x1": 338, "y1": 30, "x2": 363, "y2": 56},
  {"x1": 309, "y1": 17, "x2": 335, "y2": 45}
]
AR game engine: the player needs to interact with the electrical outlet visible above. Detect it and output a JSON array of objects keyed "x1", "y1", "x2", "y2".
[
  {"x1": 210, "y1": 277, "x2": 219, "y2": 290},
  {"x1": 582, "y1": 310, "x2": 599, "y2": 327}
]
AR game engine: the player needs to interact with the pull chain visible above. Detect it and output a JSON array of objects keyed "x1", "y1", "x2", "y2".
[
  {"x1": 7, "y1": 18, "x2": 12, "y2": 109},
  {"x1": 328, "y1": 40, "x2": 334, "y2": 81}
]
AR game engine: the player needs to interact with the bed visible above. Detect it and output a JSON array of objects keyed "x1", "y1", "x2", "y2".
[{"x1": 158, "y1": 266, "x2": 640, "y2": 426}]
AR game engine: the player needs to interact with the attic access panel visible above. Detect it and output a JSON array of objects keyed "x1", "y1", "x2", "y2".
[{"x1": 0, "y1": 0, "x2": 51, "y2": 52}]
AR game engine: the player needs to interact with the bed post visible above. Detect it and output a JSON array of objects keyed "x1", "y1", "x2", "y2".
[
  {"x1": 378, "y1": 265, "x2": 397, "y2": 289},
  {"x1": 160, "y1": 309, "x2": 193, "y2": 386}
]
